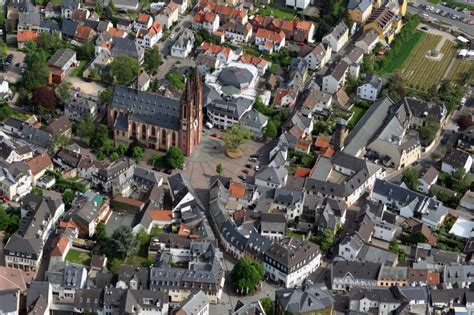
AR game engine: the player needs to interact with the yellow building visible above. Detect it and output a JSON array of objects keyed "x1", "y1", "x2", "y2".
[
  {"x1": 347, "y1": 0, "x2": 373, "y2": 24},
  {"x1": 363, "y1": 7, "x2": 400, "y2": 43}
]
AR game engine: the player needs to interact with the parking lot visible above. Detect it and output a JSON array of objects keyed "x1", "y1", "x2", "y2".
[
  {"x1": 417, "y1": 1, "x2": 473, "y2": 23},
  {"x1": 2, "y1": 50, "x2": 26, "y2": 83}
]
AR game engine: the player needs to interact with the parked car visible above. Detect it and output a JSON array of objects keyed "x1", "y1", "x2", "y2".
[
  {"x1": 249, "y1": 157, "x2": 258, "y2": 162},
  {"x1": 242, "y1": 169, "x2": 249, "y2": 174}
]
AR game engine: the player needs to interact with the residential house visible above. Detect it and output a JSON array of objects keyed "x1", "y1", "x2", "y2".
[
  {"x1": 74, "y1": 24, "x2": 96, "y2": 44},
  {"x1": 288, "y1": 58, "x2": 309, "y2": 91},
  {"x1": 62, "y1": 191, "x2": 110, "y2": 237},
  {"x1": 47, "y1": 262, "x2": 87, "y2": 299},
  {"x1": 259, "y1": 213, "x2": 287, "y2": 241},
  {"x1": 458, "y1": 125, "x2": 474, "y2": 153},
  {"x1": 45, "y1": 116, "x2": 72, "y2": 139},
  {"x1": 156, "y1": 2, "x2": 179, "y2": 29},
  {"x1": 206, "y1": 97, "x2": 253, "y2": 130},
  {"x1": 305, "y1": 152, "x2": 383, "y2": 207},
  {"x1": 377, "y1": 265, "x2": 408, "y2": 287},
  {"x1": 16, "y1": 31, "x2": 39, "y2": 49},
  {"x1": 61, "y1": 19, "x2": 79, "y2": 41},
  {"x1": 331, "y1": 261, "x2": 381, "y2": 290},
  {"x1": 174, "y1": 291, "x2": 210, "y2": 315},
  {"x1": 136, "y1": 21, "x2": 163, "y2": 49},
  {"x1": 363, "y1": 7, "x2": 401, "y2": 43},
  {"x1": 92, "y1": 156, "x2": 135, "y2": 196},
  {"x1": 255, "y1": 166, "x2": 288, "y2": 188},
  {"x1": 239, "y1": 55, "x2": 269, "y2": 76},
  {"x1": 255, "y1": 28, "x2": 286, "y2": 53},
  {"x1": 322, "y1": 21, "x2": 349, "y2": 53},
  {"x1": 196, "y1": 55, "x2": 220, "y2": 76},
  {"x1": 233, "y1": 300, "x2": 266, "y2": 315},
  {"x1": 171, "y1": 30, "x2": 195, "y2": 58},
  {"x1": 17, "y1": 11, "x2": 40, "y2": 31},
  {"x1": 27, "y1": 153, "x2": 53, "y2": 187},
  {"x1": 361, "y1": 201, "x2": 397, "y2": 242},
  {"x1": 223, "y1": 21, "x2": 252, "y2": 44},
  {"x1": 133, "y1": 13, "x2": 153, "y2": 31},
  {"x1": 357, "y1": 74, "x2": 384, "y2": 101},
  {"x1": 323, "y1": 60, "x2": 349, "y2": 94},
  {"x1": 47, "y1": 48, "x2": 77, "y2": 84},
  {"x1": 198, "y1": 42, "x2": 236, "y2": 64},
  {"x1": 26, "y1": 281, "x2": 52, "y2": 314},
  {"x1": 241, "y1": 109, "x2": 268, "y2": 139},
  {"x1": 441, "y1": 148, "x2": 472, "y2": 175},
  {"x1": 0, "y1": 160, "x2": 32, "y2": 202},
  {"x1": 355, "y1": 30, "x2": 380, "y2": 53},
  {"x1": 273, "y1": 88, "x2": 298, "y2": 109},
  {"x1": 0, "y1": 288, "x2": 20, "y2": 315},
  {"x1": 418, "y1": 166, "x2": 439, "y2": 194},
  {"x1": 274, "y1": 283, "x2": 335, "y2": 315},
  {"x1": 444, "y1": 265, "x2": 474, "y2": 289},
  {"x1": 193, "y1": 11, "x2": 220, "y2": 33},
  {"x1": 349, "y1": 287, "x2": 401, "y2": 314},
  {"x1": 264, "y1": 237, "x2": 321, "y2": 288},
  {"x1": 111, "y1": 0, "x2": 140, "y2": 11},
  {"x1": 109, "y1": 37, "x2": 145, "y2": 64},
  {"x1": 132, "y1": 72, "x2": 151, "y2": 91},
  {"x1": 61, "y1": 0, "x2": 80, "y2": 19},
  {"x1": 71, "y1": 8, "x2": 90, "y2": 21},
  {"x1": 408, "y1": 267, "x2": 441, "y2": 286},
  {"x1": 273, "y1": 188, "x2": 304, "y2": 220},
  {"x1": 4, "y1": 192, "x2": 64, "y2": 271},
  {"x1": 0, "y1": 141, "x2": 32, "y2": 163},
  {"x1": 347, "y1": 0, "x2": 373, "y2": 24},
  {"x1": 285, "y1": 0, "x2": 310, "y2": 10},
  {"x1": 64, "y1": 92, "x2": 99, "y2": 121},
  {"x1": 302, "y1": 43, "x2": 332, "y2": 71}
]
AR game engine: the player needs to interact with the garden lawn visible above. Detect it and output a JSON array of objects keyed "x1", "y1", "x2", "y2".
[
  {"x1": 66, "y1": 249, "x2": 91, "y2": 265},
  {"x1": 447, "y1": 59, "x2": 474, "y2": 81},
  {"x1": 257, "y1": 6, "x2": 296, "y2": 20},
  {"x1": 71, "y1": 60, "x2": 88, "y2": 77},
  {"x1": 400, "y1": 34, "x2": 458, "y2": 90},
  {"x1": 288, "y1": 231, "x2": 305, "y2": 238},
  {"x1": 347, "y1": 105, "x2": 367, "y2": 129},
  {"x1": 379, "y1": 31, "x2": 424, "y2": 74}
]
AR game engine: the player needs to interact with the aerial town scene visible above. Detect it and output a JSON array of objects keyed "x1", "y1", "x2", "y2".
[{"x1": 0, "y1": 0, "x2": 472, "y2": 313}]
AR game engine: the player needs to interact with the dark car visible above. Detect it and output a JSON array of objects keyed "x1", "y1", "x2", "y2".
[
  {"x1": 245, "y1": 164, "x2": 252, "y2": 168},
  {"x1": 238, "y1": 175, "x2": 246, "y2": 181}
]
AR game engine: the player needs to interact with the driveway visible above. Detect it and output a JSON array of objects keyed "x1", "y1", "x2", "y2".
[
  {"x1": 66, "y1": 77, "x2": 107, "y2": 96},
  {"x1": 2, "y1": 50, "x2": 26, "y2": 83}
]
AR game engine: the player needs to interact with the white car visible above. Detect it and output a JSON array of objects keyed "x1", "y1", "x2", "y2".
[{"x1": 205, "y1": 122, "x2": 213, "y2": 129}]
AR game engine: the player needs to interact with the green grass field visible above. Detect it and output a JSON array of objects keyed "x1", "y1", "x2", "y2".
[
  {"x1": 400, "y1": 33, "x2": 458, "y2": 90},
  {"x1": 257, "y1": 6, "x2": 296, "y2": 20},
  {"x1": 71, "y1": 60, "x2": 88, "y2": 78},
  {"x1": 380, "y1": 31, "x2": 424, "y2": 74},
  {"x1": 347, "y1": 106, "x2": 367, "y2": 129},
  {"x1": 66, "y1": 249, "x2": 91, "y2": 265}
]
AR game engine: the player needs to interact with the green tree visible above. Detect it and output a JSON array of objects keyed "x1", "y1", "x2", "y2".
[
  {"x1": 230, "y1": 258, "x2": 264, "y2": 295},
  {"x1": 311, "y1": 229, "x2": 335, "y2": 253},
  {"x1": 216, "y1": 163, "x2": 224, "y2": 175},
  {"x1": 131, "y1": 146, "x2": 144, "y2": 162},
  {"x1": 165, "y1": 146, "x2": 185, "y2": 169},
  {"x1": 109, "y1": 55, "x2": 140, "y2": 85},
  {"x1": 144, "y1": 46, "x2": 162, "y2": 72},
  {"x1": 264, "y1": 120, "x2": 277, "y2": 139},
  {"x1": 63, "y1": 190, "x2": 75, "y2": 206},
  {"x1": 260, "y1": 298, "x2": 273, "y2": 315},
  {"x1": 409, "y1": 231, "x2": 427, "y2": 244},
  {"x1": 77, "y1": 116, "x2": 95, "y2": 145},
  {"x1": 223, "y1": 123, "x2": 253, "y2": 153},
  {"x1": 0, "y1": 39, "x2": 8, "y2": 59},
  {"x1": 165, "y1": 70, "x2": 185, "y2": 90},
  {"x1": 402, "y1": 167, "x2": 420, "y2": 191},
  {"x1": 25, "y1": 61, "x2": 51, "y2": 91},
  {"x1": 94, "y1": 221, "x2": 108, "y2": 244},
  {"x1": 115, "y1": 144, "x2": 128, "y2": 156},
  {"x1": 99, "y1": 87, "x2": 113, "y2": 104},
  {"x1": 383, "y1": 72, "x2": 405, "y2": 102},
  {"x1": 90, "y1": 124, "x2": 109, "y2": 149},
  {"x1": 76, "y1": 40, "x2": 95, "y2": 61},
  {"x1": 105, "y1": 226, "x2": 137, "y2": 259},
  {"x1": 58, "y1": 82, "x2": 72, "y2": 103},
  {"x1": 48, "y1": 134, "x2": 70, "y2": 155},
  {"x1": 110, "y1": 152, "x2": 119, "y2": 162},
  {"x1": 0, "y1": 205, "x2": 19, "y2": 237}
]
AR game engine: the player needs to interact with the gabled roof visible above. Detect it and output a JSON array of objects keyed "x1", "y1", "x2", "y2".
[{"x1": 27, "y1": 153, "x2": 53, "y2": 176}]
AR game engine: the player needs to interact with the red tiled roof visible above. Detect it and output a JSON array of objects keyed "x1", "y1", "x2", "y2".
[
  {"x1": 150, "y1": 210, "x2": 173, "y2": 222},
  {"x1": 27, "y1": 153, "x2": 53, "y2": 176},
  {"x1": 229, "y1": 181, "x2": 246, "y2": 199},
  {"x1": 17, "y1": 31, "x2": 39, "y2": 43},
  {"x1": 137, "y1": 13, "x2": 151, "y2": 24},
  {"x1": 108, "y1": 27, "x2": 126, "y2": 38},
  {"x1": 295, "y1": 167, "x2": 311, "y2": 178},
  {"x1": 50, "y1": 235, "x2": 69, "y2": 257},
  {"x1": 256, "y1": 28, "x2": 285, "y2": 42}
]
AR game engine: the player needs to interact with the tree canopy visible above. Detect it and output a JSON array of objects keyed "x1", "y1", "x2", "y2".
[
  {"x1": 311, "y1": 229, "x2": 335, "y2": 254},
  {"x1": 223, "y1": 124, "x2": 252, "y2": 153},
  {"x1": 264, "y1": 120, "x2": 277, "y2": 139},
  {"x1": 165, "y1": 146, "x2": 185, "y2": 169},
  {"x1": 104, "y1": 226, "x2": 137, "y2": 259},
  {"x1": 109, "y1": 55, "x2": 141, "y2": 85},
  {"x1": 144, "y1": 46, "x2": 162, "y2": 72},
  {"x1": 216, "y1": 163, "x2": 224, "y2": 175},
  {"x1": 230, "y1": 258, "x2": 264, "y2": 295},
  {"x1": 32, "y1": 86, "x2": 59, "y2": 112},
  {"x1": 402, "y1": 167, "x2": 420, "y2": 191}
]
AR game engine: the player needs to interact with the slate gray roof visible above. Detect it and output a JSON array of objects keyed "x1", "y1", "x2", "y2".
[
  {"x1": 4, "y1": 117, "x2": 24, "y2": 130},
  {"x1": 233, "y1": 300, "x2": 266, "y2": 315},
  {"x1": 61, "y1": 19, "x2": 79, "y2": 37},
  {"x1": 332, "y1": 261, "x2": 381, "y2": 280},
  {"x1": 48, "y1": 48, "x2": 76, "y2": 69},
  {"x1": 168, "y1": 172, "x2": 204, "y2": 210},
  {"x1": 26, "y1": 281, "x2": 51, "y2": 310},
  {"x1": 274, "y1": 187, "x2": 303, "y2": 206},
  {"x1": 47, "y1": 262, "x2": 87, "y2": 290},
  {"x1": 402, "y1": 97, "x2": 446, "y2": 122},
  {"x1": 348, "y1": 0, "x2": 372, "y2": 10},
  {"x1": 0, "y1": 289, "x2": 19, "y2": 313},
  {"x1": 343, "y1": 96, "x2": 395, "y2": 156},
  {"x1": 19, "y1": 11, "x2": 40, "y2": 26},
  {"x1": 111, "y1": 36, "x2": 144, "y2": 60},
  {"x1": 395, "y1": 286, "x2": 427, "y2": 302},
  {"x1": 349, "y1": 287, "x2": 399, "y2": 303},
  {"x1": 443, "y1": 148, "x2": 471, "y2": 169},
  {"x1": 328, "y1": 21, "x2": 348, "y2": 39},
  {"x1": 177, "y1": 290, "x2": 209, "y2": 315},
  {"x1": 276, "y1": 282, "x2": 334, "y2": 313},
  {"x1": 362, "y1": 74, "x2": 384, "y2": 90},
  {"x1": 241, "y1": 109, "x2": 268, "y2": 132},
  {"x1": 255, "y1": 166, "x2": 288, "y2": 186},
  {"x1": 265, "y1": 237, "x2": 320, "y2": 270},
  {"x1": 111, "y1": 85, "x2": 181, "y2": 131},
  {"x1": 443, "y1": 265, "x2": 474, "y2": 284},
  {"x1": 208, "y1": 97, "x2": 253, "y2": 120},
  {"x1": 217, "y1": 67, "x2": 254, "y2": 88}
]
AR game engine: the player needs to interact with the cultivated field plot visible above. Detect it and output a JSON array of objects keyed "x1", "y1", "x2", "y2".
[
  {"x1": 447, "y1": 59, "x2": 474, "y2": 81},
  {"x1": 400, "y1": 33, "x2": 457, "y2": 90}
]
